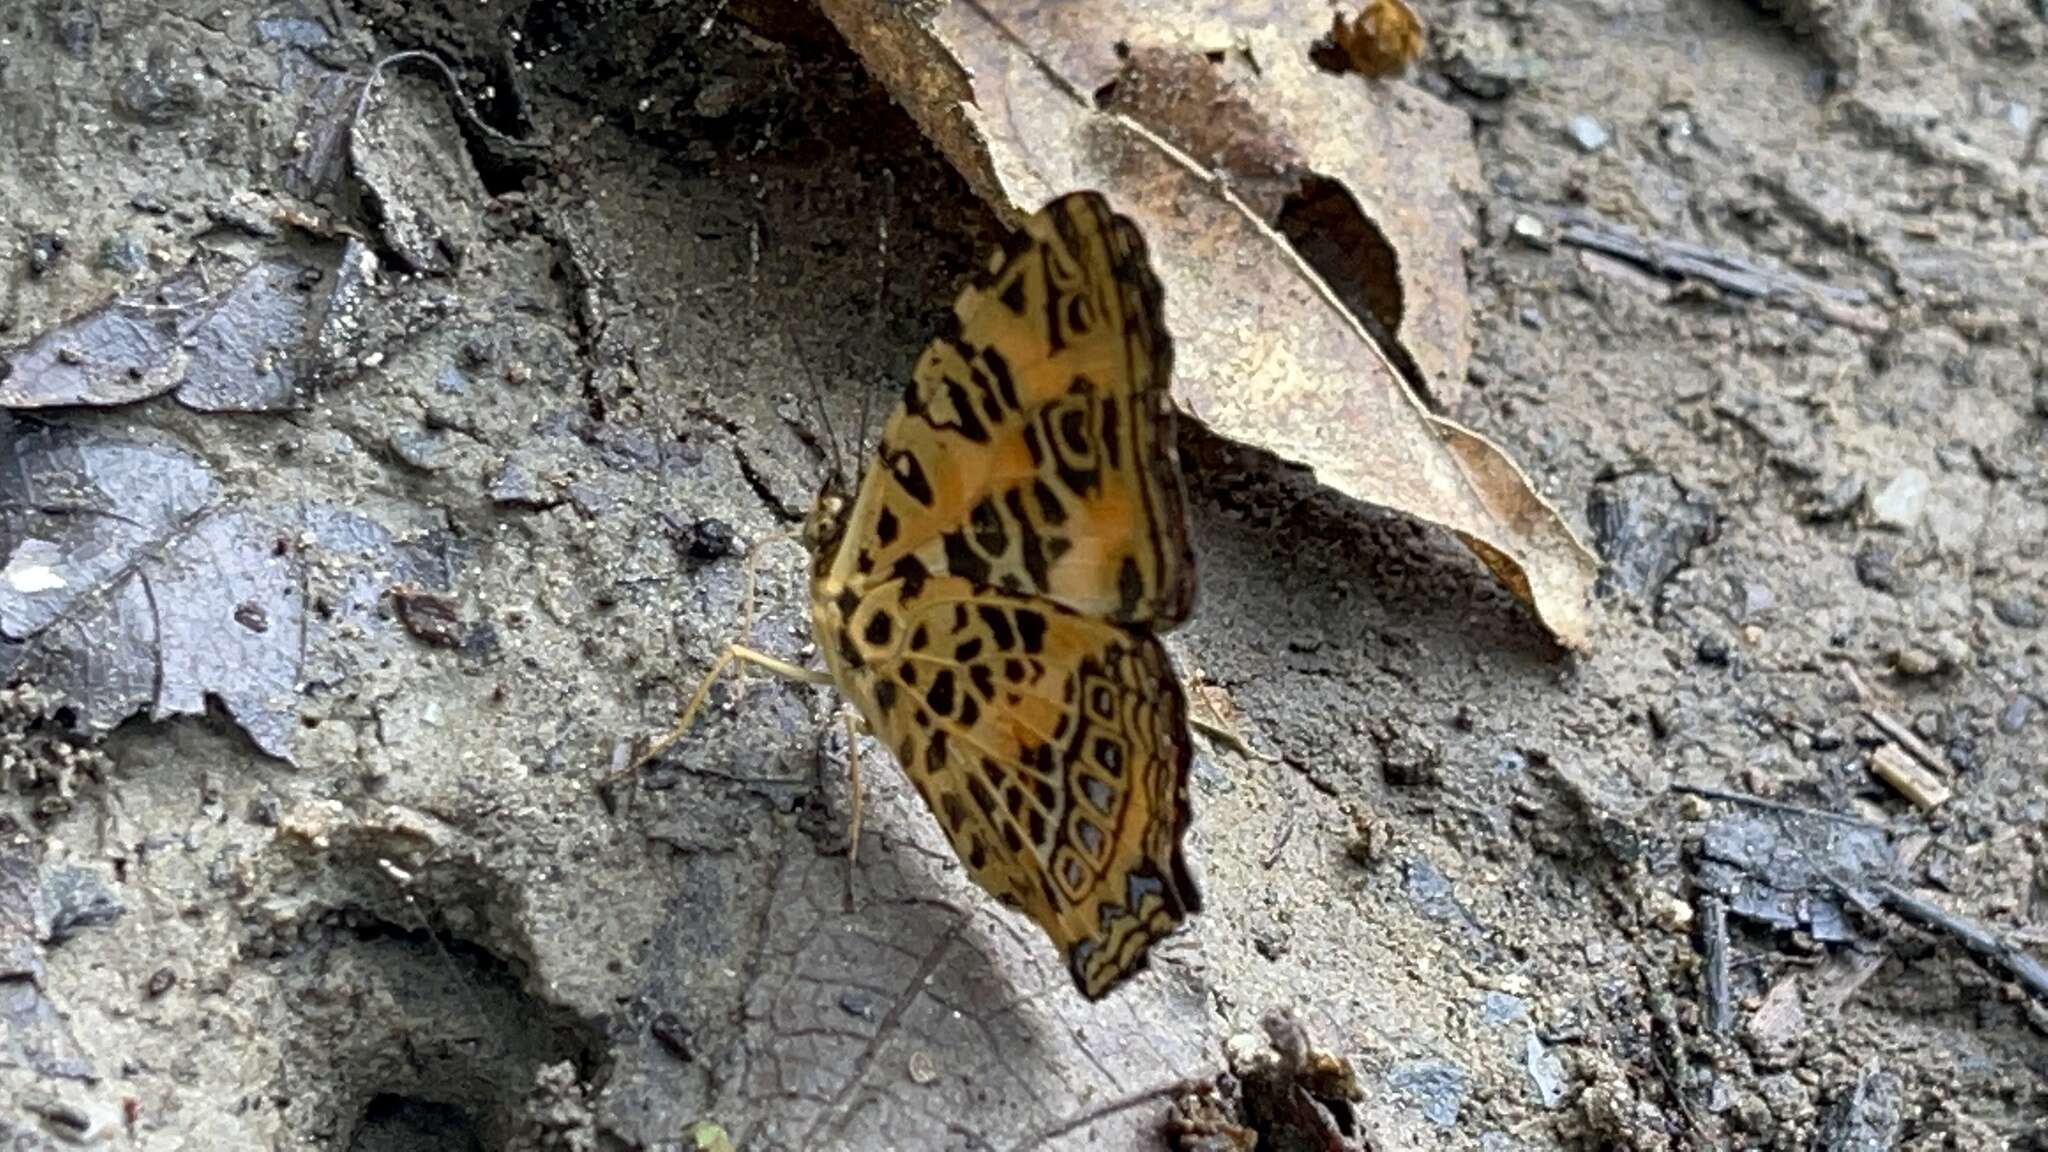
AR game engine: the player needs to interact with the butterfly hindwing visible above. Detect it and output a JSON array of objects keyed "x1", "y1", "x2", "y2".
[
  {"x1": 835, "y1": 575, "x2": 1199, "y2": 1000},
  {"x1": 833, "y1": 192, "x2": 1194, "y2": 628}
]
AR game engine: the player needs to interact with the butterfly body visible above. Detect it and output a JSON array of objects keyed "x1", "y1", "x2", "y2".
[{"x1": 801, "y1": 192, "x2": 1201, "y2": 1000}]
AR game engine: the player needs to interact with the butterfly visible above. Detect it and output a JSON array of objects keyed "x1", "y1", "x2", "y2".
[{"x1": 648, "y1": 191, "x2": 1201, "y2": 1000}]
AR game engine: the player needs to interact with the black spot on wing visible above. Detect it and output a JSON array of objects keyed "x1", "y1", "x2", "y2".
[
  {"x1": 1003, "y1": 489, "x2": 1049, "y2": 590},
  {"x1": 1058, "y1": 407, "x2": 1090, "y2": 457},
  {"x1": 977, "y1": 606, "x2": 1014, "y2": 651},
  {"x1": 1117, "y1": 555, "x2": 1143, "y2": 618},
  {"x1": 890, "y1": 554, "x2": 928, "y2": 598},
  {"x1": 997, "y1": 274, "x2": 1027, "y2": 316},
  {"x1": 927, "y1": 670, "x2": 956, "y2": 716},
  {"x1": 1064, "y1": 292, "x2": 1091, "y2": 337},
  {"x1": 1095, "y1": 738, "x2": 1124, "y2": 776},
  {"x1": 889, "y1": 449, "x2": 934, "y2": 506},
  {"x1": 875, "y1": 507, "x2": 899, "y2": 547},
  {"x1": 967, "y1": 773, "x2": 997, "y2": 818},
  {"x1": 1016, "y1": 610, "x2": 1047, "y2": 654},
  {"x1": 1099, "y1": 396, "x2": 1122, "y2": 468},
  {"x1": 875, "y1": 678, "x2": 898, "y2": 714},
  {"x1": 1039, "y1": 245, "x2": 1066, "y2": 353},
  {"x1": 940, "y1": 789, "x2": 968, "y2": 832},
  {"x1": 942, "y1": 378, "x2": 990, "y2": 443},
  {"x1": 1032, "y1": 479, "x2": 1067, "y2": 526},
  {"x1": 943, "y1": 530, "x2": 990, "y2": 583},
  {"x1": 863, "y1": 611, "x2": 893, "y2": 647},
  {"x1": 970, "y1": 497, "x2": 1007, "y2": 556},
  {"x1": 980, "y1": 347, "x2": 1019, "y2": 412}
]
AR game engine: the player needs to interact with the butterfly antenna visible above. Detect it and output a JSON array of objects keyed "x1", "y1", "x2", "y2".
[
  {"x1": 754, "y1": 208, "x2": 848, "y2": 488},
  {"x1": 853, "y1": 168, "x2": 895, "y2": 460}
]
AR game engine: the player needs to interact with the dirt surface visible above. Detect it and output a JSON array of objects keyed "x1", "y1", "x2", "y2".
[{"x1": 1, "y1": 0, "x2": 2044, "y2": 1149}]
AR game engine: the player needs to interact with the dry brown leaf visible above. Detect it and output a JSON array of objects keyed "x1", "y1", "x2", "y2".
[
  {"x1": 816, "y1": 0, "x2": 1600, "y2": 648},
  {"x1": 1331, "y1": 0, "x2": 1427, "y2": 78}
]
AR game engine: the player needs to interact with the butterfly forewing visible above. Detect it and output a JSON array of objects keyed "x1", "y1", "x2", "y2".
[
  {"x1": 827, "y1": 192, "x2": 1194, "y2": 626},
  {"x1": 813, "y1": 191, "x2": 1199, "y2": 1000}
]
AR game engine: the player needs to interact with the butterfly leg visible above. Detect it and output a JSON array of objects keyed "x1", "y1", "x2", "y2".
[
  {"x1": 841, "y1": 708, "x2": 867, "y2": 911},
  {"x1": 729, "y1": 530, "x2": 799, "y2": 700},
  {"x1": 1185, "y1": 681, "x2": 1277, "y2": 762},
  {"x1": 622, "y1": 643, "x2": 832, "y2": 785},
  {"x1": 844, "y1": 709, "x2": 866, "y2": 872}
]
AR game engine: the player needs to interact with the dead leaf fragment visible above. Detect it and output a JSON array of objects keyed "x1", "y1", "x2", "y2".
[
  {"x1": 0, "y1": 423, "x2": 459, "y2": 762},
  {"x1": 1, "y1": 250, "x2": 361, "y2": 413},
  {"x1": 817, "y1": 0, "x2": 1599, "y2": 647},
  {"x1": 1331, "y1": 0, "x2": 1426, "y2": 78}
]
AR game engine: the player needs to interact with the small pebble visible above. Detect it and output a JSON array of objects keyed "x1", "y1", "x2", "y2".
[
  {"x1": 1510, "y1": 213, "x2": 1551, "y2": 248},
  {"x1": 1992, "y1": 592, "x2": 2041, "y2": 630},
  {"x1": 96, "y1": 233, "x2": 148, "y2": 274},
  {"x1": 650, "y1": 1011, "x2": 693, "y2": 1062},
  {"x1": 1853, "y1": 542, "x2": 1902, "y2": 594},
  {"x1": 28, "y1": 233, "x2": 66, "y2": 276},
  {"x1": 686, "y1": 517, "x2": 737, "y2": 563},
  {"x1": 1652, "y1": 890, "x2": 1694, "y2": 932},
  {"x1": 1567, "y1": 114, "x2": 1609, "y2": 152},
  {"x1": 1869, "y1": 469, "x2": 1930, "y2": 530},
  {"x1": 1696, "y1": 634, "x2": 1731, "y2": 665},
  {"x1": 1999, "y1": 695, "x2": 2034, "y2": 734},
  {"x1": 1893, "y1": 646, "x2": 1942, "y2": 676},
  {"x1": 1804, "y1": 476, "x2": 1864, "y2": 522}
]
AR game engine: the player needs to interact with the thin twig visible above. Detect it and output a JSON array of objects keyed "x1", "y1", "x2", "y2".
[
  {"x1": 1698, "y1": 894, "x2": 1733, "y2": 1035},
  {"x1": 1006, "y1": 1077, "x2": 1201, "y2": 1152},
  {"x1": 1671, "y1": 782, "x2": 1883, "y2": 830},
  {"x1": 349, "y1": 50, "x2": 551, "y2": 156},
  {"x1": 1871, "y1": 882, "x2": 2048, "y2": 1006},
  {"x1": 1862, "y1": 709, "x2": 1947, "y2": 776},
  {"x1": 1261, "y1": 800, "x2": 1296, "y2": 869},
  {"x1": 1841, "y1": 667, "x2": 1951, "y2": 776},
  {"x1": 1544, "y1": 211, "x2": 1887, "y2": 333}
]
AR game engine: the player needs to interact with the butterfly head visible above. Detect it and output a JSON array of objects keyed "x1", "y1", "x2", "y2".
[{"x1": 801, "y1": 478, "x2": 853, "y2": 574}]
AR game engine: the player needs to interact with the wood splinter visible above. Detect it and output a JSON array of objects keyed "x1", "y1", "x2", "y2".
[{"x1": 1868, "y1": 743, "x2": 1951, "y2": 811}]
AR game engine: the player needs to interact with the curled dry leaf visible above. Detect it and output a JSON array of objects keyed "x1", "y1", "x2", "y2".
[{"x1": 814, "y1": 0, "x2": 1599, "y2": 647}]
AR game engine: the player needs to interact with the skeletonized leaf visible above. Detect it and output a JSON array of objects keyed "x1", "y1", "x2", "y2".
[{"x1": 815, "y1": 0, "x2": 1600, "y2": 647}]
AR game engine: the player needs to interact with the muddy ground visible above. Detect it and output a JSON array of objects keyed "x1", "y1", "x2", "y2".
[{"x1": 0, "y1": 0, "x2": 2043, "y2": 1148}]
